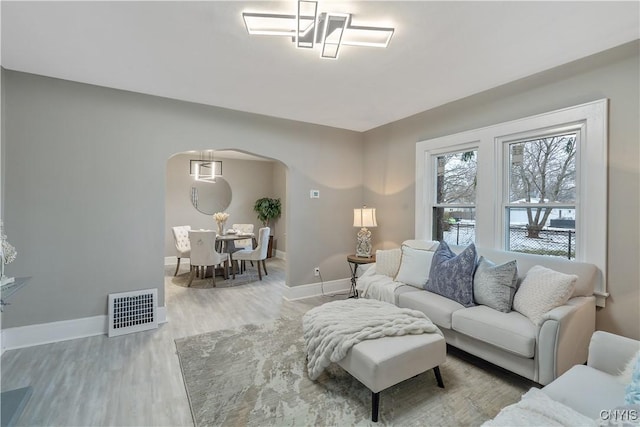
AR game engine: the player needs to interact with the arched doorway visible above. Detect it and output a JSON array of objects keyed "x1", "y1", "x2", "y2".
[{"x1": 163, "y1": 149, "x2": 289, "y2": 332}]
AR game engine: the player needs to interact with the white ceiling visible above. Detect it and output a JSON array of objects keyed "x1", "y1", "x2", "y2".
[{"x1": 2, "y1": 1, "x2": 639, "y2": 132}]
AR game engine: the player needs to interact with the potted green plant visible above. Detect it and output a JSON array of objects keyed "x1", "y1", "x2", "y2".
[{"x1": 253, "y1": 197, "x2": 282, "y2": 258}]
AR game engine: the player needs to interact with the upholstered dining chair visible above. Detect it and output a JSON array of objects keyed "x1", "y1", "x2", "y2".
[
  {"x1": 231, "y1": 223, "x2": 255, "y2": 269},
  {"x1": 233, "y1": 227, "x2": 270, "y2": 280},
  {"x1": 187, "y1": 230, "x2": 232, "y2": 287},
  {"x1": 171, "y1": 225, "x2": 191, "y2": 276}
]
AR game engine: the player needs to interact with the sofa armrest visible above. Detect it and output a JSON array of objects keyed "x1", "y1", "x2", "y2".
[
  {"x1": 537, "y1": 296, "x2": 596, "y2": 385},
  {"x1": 587, "y1": 330, "x2": 640, "y2": 376}
]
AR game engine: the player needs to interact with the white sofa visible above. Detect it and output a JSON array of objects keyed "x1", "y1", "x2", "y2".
[
  {"x1": 356, "y1": 240, "x2": 599, "y2": 385},
  {"x1": 485, "y1": 331, "x2": 640, "y2": 425}
]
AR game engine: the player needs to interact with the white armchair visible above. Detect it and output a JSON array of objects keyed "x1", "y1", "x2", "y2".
[
  {"x1": 188, "y1": 230, "x2": 231, "y2": 287},
  {"x1": 171, "y1": 225, "x2": 191, "y2": 276},
  {"x1": 486, "y1": 331, "x2": 640, "y2": 425},
  {"x1": 540, "y1": 331, "x2": 640, "y2": 419},
  {"x1": 233, "y1": 227, "x2": 270, "y2": 280}
]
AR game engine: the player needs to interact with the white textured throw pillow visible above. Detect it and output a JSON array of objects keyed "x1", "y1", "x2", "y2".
[
  {"x1": 375, "y1": 248, "x2": 402, "y2": 278},
  {"x1": 394, "y1": 245, "x2": 434, "y2": 288},
  {"x1": 513, "y1": 265, "x2": 577, "y2": 326}
]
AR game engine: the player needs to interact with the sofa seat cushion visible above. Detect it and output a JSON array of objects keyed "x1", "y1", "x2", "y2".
[
  {"x1": 542, "y1": 365, "x2": 627, "y2": 419},
  {"x1": 397, "y1": 290, "x2": 464, "y2": 329},
  {"x1": 452, "y1": 306, "x2": 536, "y2": 358}
]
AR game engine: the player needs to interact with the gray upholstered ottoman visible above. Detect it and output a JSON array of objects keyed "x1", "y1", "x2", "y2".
[{"x1": 337, "y1": 331, "x2": 447, "y2": 422}]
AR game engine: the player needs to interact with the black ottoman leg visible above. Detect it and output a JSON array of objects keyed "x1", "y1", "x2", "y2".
[
  {"x1": 372, "y1": 391, "x2": 380, "y2": 422},
  {"x1": 434, "y1": 366, "x2": 444, "y2": 388}
]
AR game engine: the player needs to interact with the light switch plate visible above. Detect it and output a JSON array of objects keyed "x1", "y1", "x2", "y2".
[{"x1": 310, "y1": 190, "x2": 320, "y2": 198}]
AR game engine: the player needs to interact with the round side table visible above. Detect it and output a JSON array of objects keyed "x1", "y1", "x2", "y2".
[{"x1": 347, "y1": 254, "x2": 376, "y2": 298}]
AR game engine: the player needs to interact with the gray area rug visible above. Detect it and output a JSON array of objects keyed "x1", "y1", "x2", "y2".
[
  {"x1": 175, "y1": 316, "x2": 533, "y2": 426},
  {"x1": 171, "y1": 261, "x2": 284, "y2": 289},
  {"x1": 171, "y1": 270, "x2": 263, "y2": 289}
]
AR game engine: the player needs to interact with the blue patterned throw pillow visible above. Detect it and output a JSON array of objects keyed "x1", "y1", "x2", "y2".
[{"x1": 424, "y1": 241, "x2": 477, "y2": 307}]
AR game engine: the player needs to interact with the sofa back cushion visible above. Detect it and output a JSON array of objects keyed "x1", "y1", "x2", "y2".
[
  {"x1": 460, "y1": 246, "x2": 597, "y2": 298},
  {"x1": 425, "y1": 242, "x2": 477, "y2": 307},
  {"x1": 402, "y1": 240, "x2": 439, "y2": 251},
  {"x1": 375, "y1": 248, "x2": 402, "y2": 278}
]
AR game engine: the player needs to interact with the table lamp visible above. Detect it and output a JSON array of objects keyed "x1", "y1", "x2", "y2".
[{"x1": 353, "y1": 206, "x2": 377, "y2": 257}]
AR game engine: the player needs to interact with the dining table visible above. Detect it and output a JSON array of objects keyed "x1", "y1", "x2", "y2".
[
  {"x1": 215, "y1": 232, "x2": 257, "y2": 254},
  {"x1": 189, "y1": 229, "x2": 256, "y2": 278}
]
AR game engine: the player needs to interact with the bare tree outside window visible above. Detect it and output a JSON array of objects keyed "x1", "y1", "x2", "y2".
[
  {"x1": 508, "y1": 134, "x2": 577, "y2": 238},
  {"x1": 433, "y1": 150, "x2": 477, "y2": 242},
  {"x1": 431, "y1": 136, "x2": 578, "y2": 257}
]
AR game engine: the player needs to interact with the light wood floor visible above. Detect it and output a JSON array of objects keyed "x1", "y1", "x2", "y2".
[{"x1": 1, "y1": 258, "x2": 341, "y2": 427}]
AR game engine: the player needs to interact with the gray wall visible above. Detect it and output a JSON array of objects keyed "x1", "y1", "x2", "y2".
[
  {"x1": 3, "y1": 42, "x2": 638, "y2": 339},
  {"x1": 0, "y1": 69, "x2": 4, "y2": 338},
  {"x1": 2, "y1": 70, "x2": 362, "y2": 328},
  {"x1": 1, "y1": 72, "x2": 4, "y2": 218},
  {"x1": 363, "y1": 41, "x2": 640, "y2": 340},
  {"x1": 165, "y1": 153, "x2": 283, "y2": 257}
]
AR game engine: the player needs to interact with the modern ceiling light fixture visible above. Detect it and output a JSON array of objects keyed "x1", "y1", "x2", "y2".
[
  {"x1": 191, "y1": 151, "x2": 222, "y2": 183},
  {"x1": 296, "y1": 0, "x2": 318, "y2": 49},
  {"x1": 321, "y1": 12, "x2": 349, "y2": 59},
  {"x1": 242, "y1": 1, "x2": 394, "y2": 59}
]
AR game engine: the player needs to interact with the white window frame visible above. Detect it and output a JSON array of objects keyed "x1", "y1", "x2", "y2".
[
  {"x1": 416, "y1": 99, "x2": 608, "y2": 306},
  {"x1": 498, "y1": 126, "x2": 582, "y2": 256},
  {"x1": 418, "y1": 140, "x2": 480, "y2": 243}
]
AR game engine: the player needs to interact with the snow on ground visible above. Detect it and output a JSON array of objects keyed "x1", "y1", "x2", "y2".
[{"x1": 443, "y1": 223, "x2": 575, "y2": 259}]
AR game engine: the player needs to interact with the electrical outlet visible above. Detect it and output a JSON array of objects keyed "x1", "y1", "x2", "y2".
[{"x1": 314, "y1": 267, "x2": 320, "y2": 277}]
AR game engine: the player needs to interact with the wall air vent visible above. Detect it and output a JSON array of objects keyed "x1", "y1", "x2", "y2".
[{"x1": 108, "y1": 289, "x2": 158, "y2": 337}]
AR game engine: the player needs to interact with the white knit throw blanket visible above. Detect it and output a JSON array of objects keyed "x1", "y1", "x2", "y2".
[{"x1": 302, "y1": 299, "x2": 439, "y2": 380}]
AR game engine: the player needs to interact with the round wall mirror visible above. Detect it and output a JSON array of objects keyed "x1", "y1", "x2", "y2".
[{"x1": 190, "y1": 178, "x2": 232, "y2": 215}]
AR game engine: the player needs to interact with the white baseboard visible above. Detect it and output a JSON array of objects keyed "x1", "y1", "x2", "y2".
[
  {"x1": 283, "y1": 278, "x2": 352, "y2": 301},
  {"x1": 274, "y1": 250, "x2": 287, "y2": 260},
  {"x1": 1, "y1": 306, "x2": 167, "y2": 352}
]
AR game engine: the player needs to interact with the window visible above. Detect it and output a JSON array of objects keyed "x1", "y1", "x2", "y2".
[
  {"x1": 505, "y1": 133, "x2": 577, "y2": 259},
  {"x1": 433, "y1": 150, "x2": 477, "y2": 246},
  {"x1": 416, "y1": 100, "x2": 608, "y2": 306}
]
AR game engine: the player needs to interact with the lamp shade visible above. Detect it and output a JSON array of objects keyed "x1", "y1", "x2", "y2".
[{"x1": 353, "y1": 207, "x2": 377, "y2": 228}]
